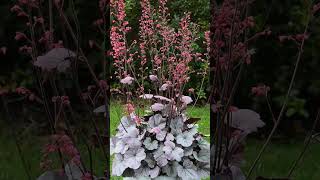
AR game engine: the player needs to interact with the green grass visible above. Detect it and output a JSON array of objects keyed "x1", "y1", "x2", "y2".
[
  {"x1": 243, "y1": 139, "x2": 320, "y2": 179},
  {"x1": 1, "y1": 104, "x2": 320, "y2": 179}
]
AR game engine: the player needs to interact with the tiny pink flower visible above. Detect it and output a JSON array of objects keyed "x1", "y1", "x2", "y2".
[
  {"x1": 134, "y1": 116, "x2": 142, "y2": 126},
  {"x1": 151, "y1": 103, "x2": 164, "y2": 112},
  {"x1": 149, "y1": 75, "x2": 158, "y2": 82},
  {"x1": 188, "y1": 88, "x2": 195, "y2": 93},
  {"x1": 17, "y1": 11, "x2": 28, "y2": 17},
  {"x1": 251, "y1": 84, "x2": 270, "y2": 96},
  {"x1": 35, "y1": 17, "x2": 44, "y2": 24},
  {"x1": 10, "y1": 5, "x2": 21, "y2": 13},
  {"x1": 125, "y1": 103, "x2": 135, "y2": 114},
  {"x1": 15, "y1": 87, "x2": 30, "y2": 94},
  {"x1": 61, "y1": 96, "x2": 70, "y2": 105},
  {"x1": 120, "y1": 76, "x2": 134, "y2": 85}
]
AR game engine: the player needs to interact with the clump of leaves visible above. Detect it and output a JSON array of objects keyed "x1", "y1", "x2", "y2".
[{"x1": 110, "y1": 105, "x2": 210, "y2": 179}]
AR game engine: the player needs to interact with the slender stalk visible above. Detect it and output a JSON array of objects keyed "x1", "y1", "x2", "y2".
[
  {"x1": 287, "y1": 109, "x2": 320, "y2": 178},
  {"x1": 1, "y1": 96, "x2": 32, "y2": 180},
  {"x1": 265, "y1": 93, "x2": 277, "y2": 124},
  {"x1": 246, "y1": 12, "x2": 311, "y2": 179},
  {"x1": 49, "y1": 0, "x2": 53, "y2": 45}
]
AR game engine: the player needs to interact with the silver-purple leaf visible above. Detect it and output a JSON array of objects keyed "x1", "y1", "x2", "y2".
[
  {"x1": 176, "y1": 131, "x2": 194, "y2": 147},
  {"x1": 124, "y1": 148, "x2": 146, "y2": 169},
  {"x1": 143, "y1": 137, "x2": 158, "y2": 150},
  {"x1": 34, "y1": 48, "x2": 75, "y2": 72},
  {"x1": 227, "y1": 109, "x2": 265, "y2": 133},
  {"x1": 112, "y1": 154, "x2": 128, "y2": 176}
]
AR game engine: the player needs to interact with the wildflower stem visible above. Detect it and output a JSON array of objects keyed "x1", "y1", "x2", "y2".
[
  {"x1": 287, "y1": 109, "x2": 320, "y2": 178},
  {"x1": 265, "y1": 93, "x2": 277, "y2": 124},
  {"x1": 246, "y1": 10, "x2": 311, "y2": 179}
]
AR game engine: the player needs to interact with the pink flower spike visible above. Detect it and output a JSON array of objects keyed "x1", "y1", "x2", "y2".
[
  {"x1": 149, "y1": 75, "x2": 158, "y2": 82},
  {"x1": 134, "y1": 116, "x2": 142, "y2": 126},
  {"x1": 181, "y1": 96, "x2": 193, "y2": 105},
  {"x1": 120, "y1": 76, "x2": 134, "y2": 85},
  {"x1": 151, "y1": 103, "x2": 164, "y2": 112},
  {"x1": 125, "y1": 103, "x2": 135, "y2": 114}
]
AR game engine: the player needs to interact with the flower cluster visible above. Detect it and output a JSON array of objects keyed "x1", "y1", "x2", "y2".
[
  {"x1": 41, "y1": 134, "x2": 80, "y2": 170},
  {"x1": 111, "y1": 0, "x2": 207, "y2": 104},
  {"x1": 251, "y1": 84, "x2": 270, "y2": 97},
  {"x1": 110, "y1": 0, "x2": 134, "y2": 79}
]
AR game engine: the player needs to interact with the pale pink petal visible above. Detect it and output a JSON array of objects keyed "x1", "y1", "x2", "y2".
[
  {"x1": 139, "y1": 94, "x2": 154, "y2": 99},
  {"x1": 159, "y1": 83, "x2": 169, "y2": 91},
  {"x1": 120, "y1": 76, "x2": 134, "y2": 85},
  {"x1": 154, "y1": 95, "x2": 171, "y2": 102},
  {"x1": 149, "y1": 75, "x2": 158, "y2": 82},
  {"x1": 181, "y1": 96, "x2": 193, "y2": 105}
]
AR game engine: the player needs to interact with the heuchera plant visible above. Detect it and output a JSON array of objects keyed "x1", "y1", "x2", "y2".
[{"x1": 108, "y1": 0, "x2": 210, "y2": 179}]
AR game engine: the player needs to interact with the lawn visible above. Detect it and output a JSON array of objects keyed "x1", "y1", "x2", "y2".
[{"x1": 0, "y1": 104, "x2": 320, "y2": 179}]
